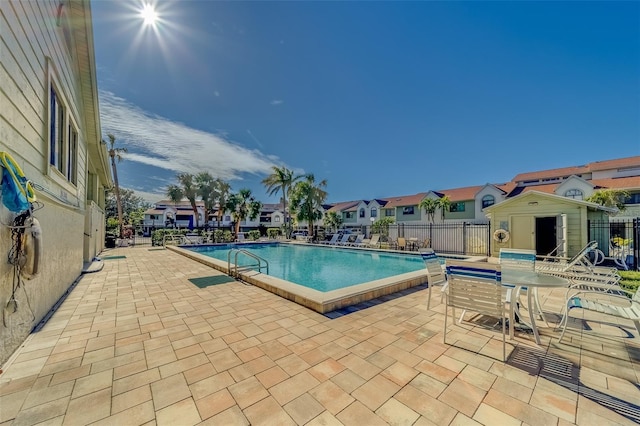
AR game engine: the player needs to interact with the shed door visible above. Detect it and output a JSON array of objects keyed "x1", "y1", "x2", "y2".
[
  {"x1": 556, "y1": 214, "x2": 568, "y2": 257},
  {"x1": 511, "y1": 216, "x2": 534, "y2": 250},
  {"x1": 535, "y1": 216, "x2": 557, "y2": 256}
]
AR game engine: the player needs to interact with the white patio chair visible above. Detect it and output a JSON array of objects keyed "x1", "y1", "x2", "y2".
[
  {"x1": 420, "y1": 249, "x2": 447, "y2": 310},
  {"x1": 558, "y1": 286, "x2": 640, "y2": 342},
  {"x1": 444, "y1": 260, "x2": 507, "y2": 361},
  {"x1": 346, "y1": 234, "x2": 365, "y2": 247},
  {"x1": 499, "y1": 248, "x2": 546, "y2": 325},
  {"x1": 335, "y1": 233, "x2": 352, "y2": 246},
  {"x1": 366, "y1": 234, "x2": 380, "y2": 248},
  {"x1": 320, "y1": 234, "x2": 340, "y2": 245},
  {"x1": 536, "y1": 241, "x2": 599, "y2": 275}
]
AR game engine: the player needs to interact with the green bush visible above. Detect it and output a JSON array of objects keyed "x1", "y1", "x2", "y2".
[
  {"x1": 247, "y1": 230, "x2": 261, "y2": 241},
  {"x1": 267, "y1": 228, "x2": 280, "y2": 239},
  {"x1": 619, "y1": 270, "x2": 640, "y2": 294}
]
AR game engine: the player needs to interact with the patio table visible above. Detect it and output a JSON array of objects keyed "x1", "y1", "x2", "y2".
[{"x1": 502, "y1": 269, "x2": 570, "y2": 345}]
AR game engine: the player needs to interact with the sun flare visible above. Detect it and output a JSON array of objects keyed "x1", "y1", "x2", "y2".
[{"x1": 140, "y1": 3, "x2": 158, "y2": 27}]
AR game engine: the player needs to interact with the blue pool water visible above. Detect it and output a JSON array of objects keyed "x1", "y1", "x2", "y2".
[{"x1": 187, "y1": 243, "x2": 426, "y2": 292}]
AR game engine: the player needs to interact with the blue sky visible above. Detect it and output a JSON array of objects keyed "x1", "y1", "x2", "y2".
[{"x1": 92, "y1": 1, "x2": 640, "y2": 204}]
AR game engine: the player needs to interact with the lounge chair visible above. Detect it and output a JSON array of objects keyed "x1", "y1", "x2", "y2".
[
  {"x1": 444, "y1": 260, "x2": 507, "y2": 361},
  {"x1": 536, "y1": 241, "x2": 598, "y2": 275},
  {"x1": 420, "y1": 249, "x2": 447, "y2": 310},
  {"x1": 396, "y1": 237, "x2": 407, "y2": 250},
  {"x1": 184, "y1": 233, "x2": 203, "y2": 244},
  {"x1": 558, "y1": 286, "x2": 640, "y2": 342},
  {"x1": 336, "y1": 233, "x2": 353, "y2": 246},
  {"x1": 366, "y1": 234, "x2": 380, "y2": 248},
  {"x1": 320, "y1": 234, "x2": 340, "y2": 245},
  {"x1": 346, "y1": 234, "x2": 365, "y2": 247}
]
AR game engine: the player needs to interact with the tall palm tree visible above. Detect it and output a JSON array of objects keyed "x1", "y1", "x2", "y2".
[
  {"x1": 226, "y1": 189, "x2": 262, "y2": 237},
  {"x1": 262, "y1": 166, "x2": 300, "y2": 238},
  {"x1": 419, "y1": 197, "x2": 438, "y2": 223},
  {"x1": 105, "y1": 134, "x2": 127, "y2": 238},
  {"x1": 289, "y1": 174, "x2": 328, "y2": 239},
  {"x1": 166, "y1": 173, "x2": 200, "y2": 228},
  {"x1": 215, "y1": 179, "x2": 232, "y2": 229},
  {"x1": 195, "y1": 172, "x2": 219, "y2": 230},
  {"x1": 437, "y1": 195, "x2": 451, "y2": 221}
]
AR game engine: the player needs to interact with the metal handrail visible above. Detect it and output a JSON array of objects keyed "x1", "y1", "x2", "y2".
[{"x1": 227, "y1": 249, "x2": 269, "y2": 277}]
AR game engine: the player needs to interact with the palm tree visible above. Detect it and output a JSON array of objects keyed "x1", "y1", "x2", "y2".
[
  {"x1": 105, "y1": 134, "x2": 127, "y2": 238},
  {"x1": 323, "y1": 211, "x2": 343, "y2": 233},
  {"x1": 289, "y1": 174, "x2": 328, "y2": 239},
  {"x1": 195, "y1": 172, "x2": 219, "y2": 230},
  {"x1": 419, "y1": 197, "x2": 439, "y2": 223},
  {"x1": 262, "y1": 166, "x2": 300, "y2": 238},
  {"x1": 586, "y1": 189, "x2": 630, "y2": 213},
  {"x1": 226, "y1": 189, "x2": 262, "y2": 237},
  {"x1": 166, "y1": 173, "x2": 200, "y2": 228},
  {"x1": 215, "y1": 179, "x2": 232, "y2": 229},
  {"x1": 437, "y1": 195, "x2": 451, "y2": 221}
]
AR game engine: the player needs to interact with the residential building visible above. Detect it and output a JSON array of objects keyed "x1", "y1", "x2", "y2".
[{"x1": 0, "y1": 0, "x2": 112, "y2": 364}]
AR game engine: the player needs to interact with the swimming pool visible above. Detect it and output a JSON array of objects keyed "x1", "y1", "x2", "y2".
[
  {"x1": 168, "y1": 242, "x2": 479, "y2": 313},
  {"x1": 187, "y1": 243, "x2": 425, "y2": 291}
]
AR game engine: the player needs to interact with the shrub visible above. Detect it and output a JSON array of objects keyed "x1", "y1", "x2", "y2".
[
  {"x1": 247, "y1": 230, "x2": 261, "y2": 241},
  {"x1": 619, "y1": 270, "x2": 640, "y2": 294},
  {"x1": 267, "y1": 228, "x2": 280, "y2": 239}
]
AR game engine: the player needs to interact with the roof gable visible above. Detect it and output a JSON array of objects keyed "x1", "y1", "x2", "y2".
[{"x1": 484, "y1": 190, "x2": 616, "y2": 213}]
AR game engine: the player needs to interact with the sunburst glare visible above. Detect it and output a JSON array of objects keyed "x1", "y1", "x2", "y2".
[{"x1": 140, "y1": 3, "x2": 158, "y2": 27}]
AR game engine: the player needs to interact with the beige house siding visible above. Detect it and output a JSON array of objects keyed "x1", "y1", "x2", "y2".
[
  {"x1": 0, "y1": 0, "x2": 110, "y2": 364},
  {"x1": 485, "y1": 193, "x2": 607, "y2": 258}
]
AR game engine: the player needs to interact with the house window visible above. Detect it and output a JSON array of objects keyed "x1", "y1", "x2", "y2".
[
  {"x1": 345, "y1": 212, "x2": 354, "y2": 219},
  {"x1": 224, "y1": 215, "x2": 231, "y2": 221},
  {"x1": 274, "y1": 216, "x2": 280, "y2": 223},
  {"x1": 359, "y1": 208, "x2": 365, "y2": 218},
  {"x1": 49, "y1": 81, "x2": 78, "y2": 186},
  {"x1": 482, "y1": 195, "x2": 495, "y2": 208},
  {"x1": 565, "y1": 189, "x2": 583, "y2": 200},
  {"x1": 67, "y1": 122, "x2": 78, "y2": 184},
  {"x1": 402, "y1": 206, "x2": 414, "y2": 215},
  {"x1": 50, "y1": 86, "x2": 66, "y2": 172},
  {"x1": 385, "y1": 209, "x2": 394, "y2": 217},
  {"x1": 370, "y1": 207, "x2": 377, "y2": 218},
  {"x1": 450, "y1": 202, "x2": 465, "y2": 212}
]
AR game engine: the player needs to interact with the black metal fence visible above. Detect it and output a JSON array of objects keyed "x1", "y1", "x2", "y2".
[
  {"x1": 588, "y1": 218, "x2": 638, "y2": 270},
  {"x1": 340, "y1": 223, "x2": 491, "y2": 256}
]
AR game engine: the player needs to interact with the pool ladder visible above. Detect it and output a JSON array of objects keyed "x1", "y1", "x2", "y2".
[{"x1": 227, "y1": 249, "x2": 269, "y2": 278}]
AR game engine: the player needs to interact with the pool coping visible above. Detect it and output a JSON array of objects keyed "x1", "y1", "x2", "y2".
[{"x1": 167, "y1": 243, "x2": 438, "y2": 313}]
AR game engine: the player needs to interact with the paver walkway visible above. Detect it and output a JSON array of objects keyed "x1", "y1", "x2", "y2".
[{"x1": 1, "y1": 246, "x2": 639, "y2": 425}]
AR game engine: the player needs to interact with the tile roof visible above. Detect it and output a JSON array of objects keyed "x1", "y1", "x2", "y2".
[
  {"x1": 590, "y1": 175, "x2": 640, "y2": 190},
  {"x1": 326, "y1": 201, "x2": 360, "y2": 212},
  {"x1": 512, "y1": 165, "x2": 589, "y2": 182},
  {"x1": 436, "y1": 186, "x2": 485, "y2": 201},
  {"x1": 512, "y1": 155, "x2": 640, "y2": 182},
  {"x1": 155, "y1": 199, "x2": 205, "y2": 208},
  {"x1": 382, "y1": 193, "x2": 428, "y2": 208},
  {"x1": 588, "y1": 156, "x2": 640, "y2": 172}
]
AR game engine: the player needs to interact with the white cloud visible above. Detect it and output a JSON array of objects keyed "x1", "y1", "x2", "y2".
[
  {"x1": 99, "y1": 90, "x2": 279, "y2": 181},
  {"x1": 270, "y1": 99, "x2": 283, "y2": 106}
]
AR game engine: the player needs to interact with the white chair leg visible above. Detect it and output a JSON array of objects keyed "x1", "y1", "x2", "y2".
[{"x1": 558, "y1": 305, "x2": 572, "y2": 342}]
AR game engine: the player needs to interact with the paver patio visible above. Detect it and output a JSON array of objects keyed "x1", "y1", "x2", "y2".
[{"x1": 1, "y1": 246, "x2": 639, "y2": 425}]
